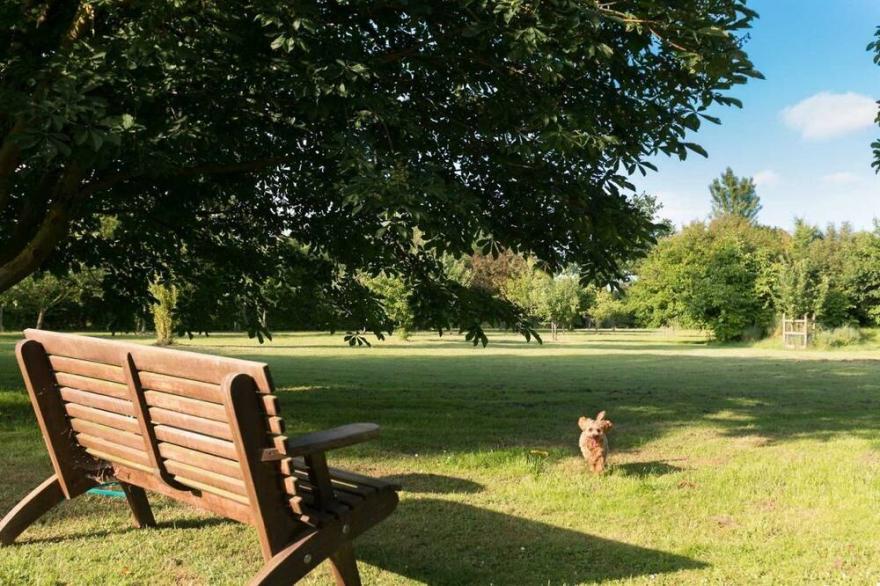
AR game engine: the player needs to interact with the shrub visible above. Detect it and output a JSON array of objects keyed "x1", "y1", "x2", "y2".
[
  {"x1": 814, "y1": 326, "x2": 863, "y2": 349},
  {"x1": 739, "y1": 324, "x2": 767, "y2": 343},
  {"x1": 149, "y1": 280, "x2": 178, "y2": 345}
]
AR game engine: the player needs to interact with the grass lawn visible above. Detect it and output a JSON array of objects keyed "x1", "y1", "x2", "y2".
[{"x1": 1, "y1": 329, "x2": 880, "y2": 584}]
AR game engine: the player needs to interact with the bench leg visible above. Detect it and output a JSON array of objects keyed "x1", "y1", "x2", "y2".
[
  {"x1": 119, "y1": 482, "x2": 156, "y2": 528},
  {"x1": 328, "y1": 541, "x2": 362, "y2": 586},
  {"x1": 0, "y1": 474, "x2": 65, "y2": 545}
]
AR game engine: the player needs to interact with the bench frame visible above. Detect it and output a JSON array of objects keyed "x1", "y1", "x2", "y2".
[{"x1": 0, "y1": 331, "x2": 399, "y2": 585}]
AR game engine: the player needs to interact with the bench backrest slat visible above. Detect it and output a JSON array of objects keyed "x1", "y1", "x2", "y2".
[{"x1": 21, "y1": 329, "x2": 296, "y2": 528}]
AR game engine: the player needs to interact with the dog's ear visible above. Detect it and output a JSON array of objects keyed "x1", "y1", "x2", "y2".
[
  {"x1": 600, "y1": 419, "x2": 614, "y2": 431},
  {"x1": 595, "y1": 410, "x2": 606, "y2": 421},
  {"x1": 578, "y1": 416, "x2": 589, "y2": 431}
]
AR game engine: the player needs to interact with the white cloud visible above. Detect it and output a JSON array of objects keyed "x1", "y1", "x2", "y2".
[
  {"x1": 753, "y1": 169, "x2": 780, "y2": 187},
  {"x1": 781, "y1": 92, "x2": 877, "y2": 140},
  {"x1": 821, "y1": 171, "x2": 862, "y2": 185}
]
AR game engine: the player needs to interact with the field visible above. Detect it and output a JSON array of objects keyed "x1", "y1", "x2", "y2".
[{"x1": 1, "y1": 329, "x2": 880, "y2": 585}]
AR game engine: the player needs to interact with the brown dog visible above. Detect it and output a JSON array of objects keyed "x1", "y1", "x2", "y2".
[{"x1": 578, "y1": 411, "x2": 613, "y2": 473}]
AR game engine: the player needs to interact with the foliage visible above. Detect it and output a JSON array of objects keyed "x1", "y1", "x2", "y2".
[
  {"x1": 1, "y1": 267, "x2": 102, "y2": 329},
  {"x1": 869, "y1": 26, "x2": 880, "y2": 172},
  {"x1": 774, "y1": 258, "x2": 825, "y2": 319},
  {"x1": 501, "y1": 257, "x2": 550, "y2": 319},
  {"x1": 362, "y1": 273, "x2": 415, "y2": 340},
  {"x1": 589, "y1": 288, "x2": 630, "y2": 330},
  {"x1": 814, "y1": 326, "x2": 864, "y2": 349},
  {"x1": 628, "y1": 218, "x2": 781, "y2": 340},
  {"x1": 544, "y1": 273, "x2": 590, "y2": 331},
  {"x1": 0, "y1": 0, "x2": 759, "y2": 342},
  {"x1": 148, "y1": 280, "x2": 178, "y2": 345},
  {"x1": 709, "y1": 168, "x2": 762, "y2": 222}
]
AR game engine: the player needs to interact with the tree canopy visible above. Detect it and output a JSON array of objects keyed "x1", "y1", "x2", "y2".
[
  {"x1": 709, "y1": 168, "x2": 761, "y2": 222},
  {"x1": 1, "y1": 1, "x2": 760, "y2": 340}
]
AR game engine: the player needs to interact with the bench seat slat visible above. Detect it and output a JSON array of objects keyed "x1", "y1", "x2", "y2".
[
  {"x1": 59, "y1": 387, "x2": 134, "y2": 417},
  {"x1": 64, "y1": 403, "x2": 140, "y2": 435},
  {"x1": 85, "y1": 448, "x2": 154, "y2": 474},
  {"x1": 48, "y1": 356, "x2": 124, "y2": 384},
  {"x1": 163, "y1": 460, "x2": 248, "y2": 497},
  {"x1": 54, "y1": 372, "x2": 129, "y2": 400},
  {"x1": 154, "y1": 425, "x2": 238, "y2": 461},
  {"x1": 149, "y1": 407, "x2": 233, "y2": 440},
  {"x1": 157, "y1": 443, "x2": 243, "y2": 480},
  {"x1": 77, "y1": 433, "x2": 151, "y2": 467},
  {"x1": 138, "y1": 371, "x2": 224, "y2": 403},
  {"x1": 171, "y1": 474, "x2": 251, "y2": 505},
  {"x1": 69, "y1": 418, "x2": 145, "y2": 451},
  {"x1": 144, "y1": 390, "x2": 227, "y2": 422}
]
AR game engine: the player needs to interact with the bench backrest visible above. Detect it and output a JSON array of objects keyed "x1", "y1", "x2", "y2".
[{"x1": 17, "y1": 330, "x2": 301, "y2": 545}]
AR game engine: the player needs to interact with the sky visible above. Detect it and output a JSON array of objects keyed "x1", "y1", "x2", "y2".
[{"x1": 633, "y1": 0, "x2": 880, "y2": 231}]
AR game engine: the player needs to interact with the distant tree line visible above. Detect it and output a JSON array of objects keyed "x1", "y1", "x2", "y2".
[{"x1": 7, "y1": 169, "x2": 880, "y2": 346}]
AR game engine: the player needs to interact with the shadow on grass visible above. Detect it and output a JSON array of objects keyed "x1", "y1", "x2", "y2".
[
  {"x1": 12, "y1": 512, "x2": 237, "y2": 547},
  {"x1": 245, "y1": 351, "x2": 880, "y2": 457},
  {"x1": 613, "y1": 460, "x2": 685, "y2": 477},
  {"x1": 384, "y1": 473, "x2": 484, "y2": 494},
  {"x1": 361, "y1": 498, "x2": 706, "y2": 584}
]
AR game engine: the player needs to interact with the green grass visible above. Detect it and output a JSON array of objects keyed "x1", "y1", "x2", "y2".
[{"x1": 2, "y1": 329, "x2": 880, "y2": 584}]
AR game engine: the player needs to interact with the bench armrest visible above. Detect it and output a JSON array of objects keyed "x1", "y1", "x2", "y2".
[{"x1": 282, "y1": 423, "x2": 380, "y2": 458}]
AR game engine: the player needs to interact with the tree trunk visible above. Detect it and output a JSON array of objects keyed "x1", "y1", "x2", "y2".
[
  {"x1": 0, "y1": 304, "x2": 4, "y2": 332},
  {"x1": 36, "y1": 308, "x2": 45, "y2": 329}
]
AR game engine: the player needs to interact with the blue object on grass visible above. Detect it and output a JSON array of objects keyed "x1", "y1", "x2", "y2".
[{"x1": 87, "y1": 482, "x2": 126, "y2": 499}]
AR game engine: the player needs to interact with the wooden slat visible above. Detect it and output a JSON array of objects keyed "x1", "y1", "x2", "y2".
[
  {"x1": 289, "y1": 478, "x2": 364, "y2": 508},
  {"x1": 157, "y1": 443, "x2": 243, "y2": 480},
  {"x1": 287, "y1": 470, "x2": 374, "y2": 498},
  {"x1": 25, "y1": 329, "x2": 274, "y2": 393},
  {"x1": 48, "y1": 355, "x2": 124, "y2": 384},
  {"x1": 268, "y1": 416, "x2": 285, "y2": 435},
  {"x1": 287, "y1": 494, "x2": 333, "y2": 524},
  {"x1": 113, "y1": 466, "x2": 254, "y2": 525},
  {"x1": 154, "y1": 425, "x2": 238, "y2": 461},
  {"x1": 283, "y1": 458, "x2": 396, "y2": 492},
  {"x1": 77, "y1": 433, "x2": 151, "y2": 467},
  {"x1": 69, "y1": 418, "x2": 145, "y2": 451},
  {"x1": 138, "y1": 371, "x2": 223, "y2": 403},
  {"x1": 171, "y1": 475, "x2": 250, "y2": 505},
  {"x1": 59, "y1": 387, "x2": 134, "y2": 417},
  {"x1": 64, "y1": 403, "x2": 140, "y2": 435},
  {"x1": 262, "y1": 394, "x2": 280, "y2": 417},
  {"x1": 144, "y1": 390, "x2": 227, "y2": 422},
  {"x1": 149, "y1": 407, "x2": 233, "y2": 440},
  {"x1": 271, "y1": 435, "x2": 288, "y2": 454},
  {"x1": 86, "y1": 448, "x2": 153, "y2": 474},
  {"x1": 164, "y1": 460, "x2": 248, "y2": 497},
  {"x1": 55, "y1": 372, "x2": 128, "y2": 399}
]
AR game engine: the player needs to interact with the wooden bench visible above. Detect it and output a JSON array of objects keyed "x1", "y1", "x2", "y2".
[{"x1": 0, "y1": 330, "x2": 399, "y2": 585}]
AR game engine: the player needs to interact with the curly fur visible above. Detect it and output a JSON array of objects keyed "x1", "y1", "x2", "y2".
[{"x1": 578, "y1": 411, "x2": 613, "y2": 473}]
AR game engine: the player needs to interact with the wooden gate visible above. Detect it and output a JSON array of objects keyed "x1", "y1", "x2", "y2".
[{"x1": 782, "y1": 313, "x2": 813, "y2": 349}]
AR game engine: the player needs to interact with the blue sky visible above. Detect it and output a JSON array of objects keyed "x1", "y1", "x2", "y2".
[{"x1": 634, "y1": 0, "x2": 880, "y2": 231}]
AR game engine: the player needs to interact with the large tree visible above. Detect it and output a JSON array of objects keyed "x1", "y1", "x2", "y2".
[
  {"x1": 709, "y1": 167, "x2": 761, "y2": 222},
  {"x1": 0, "y1": 1, "x2": 760, "y2": 338}
]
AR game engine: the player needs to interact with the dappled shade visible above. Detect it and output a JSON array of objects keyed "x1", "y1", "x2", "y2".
[{"x1": 359, "y1": 498, "x2": 706, "y2": 584}]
